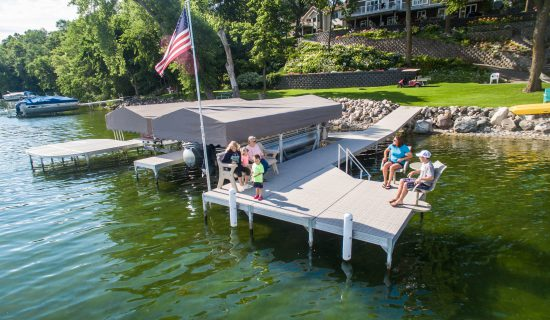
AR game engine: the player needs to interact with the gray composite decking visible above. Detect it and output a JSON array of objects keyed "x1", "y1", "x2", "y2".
[
  {"x1": 25, "y1": 139, "x2": 143, "y2": 169},
  {"x1": 203, "y1": 106, "x2": 425, "y2": 268},
  {"x1": 133, "y1": 150, "x2": 185, "y2": 182}
]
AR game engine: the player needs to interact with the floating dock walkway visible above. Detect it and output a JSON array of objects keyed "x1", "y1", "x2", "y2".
[
  {"x1": 26, "y1": 139, "x2": 143, "y2": 170},
  {"x1": 203, "y1": 106, "x2": 426, "y2": 269}
]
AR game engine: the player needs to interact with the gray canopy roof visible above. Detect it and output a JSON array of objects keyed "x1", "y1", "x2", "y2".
[{"x1": 105, "y1": 95, "x2": 341, "y2": 145}]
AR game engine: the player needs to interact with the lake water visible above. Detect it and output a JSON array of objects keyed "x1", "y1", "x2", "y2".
[{"x1": 1, "y1": 110, "x2": 549, "y2": 319}]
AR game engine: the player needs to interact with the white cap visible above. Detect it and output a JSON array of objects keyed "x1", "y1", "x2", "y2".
[{"x1": 416, "y1": 150, "x2": 431, "y2": 158}]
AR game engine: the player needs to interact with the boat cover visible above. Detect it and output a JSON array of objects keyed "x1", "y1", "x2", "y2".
[
  {"x1": 105, "y1": 95, "x2": 342, "y2": 145},
  {"x1": 23, "y1": 96, "x2": 78, "y2": 105}
]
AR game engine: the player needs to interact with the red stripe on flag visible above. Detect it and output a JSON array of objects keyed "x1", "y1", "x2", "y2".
[{"x1": 155, "y1": 29, "x2": 192, "y2": 76}]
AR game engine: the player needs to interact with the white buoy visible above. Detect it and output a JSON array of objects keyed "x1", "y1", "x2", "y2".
[
  {"x1": 229, "y1": 188, "x2": 237, "y2": 227},
  {"x1": 342, "y1": 213, "x2": 353, "y2": 261}
]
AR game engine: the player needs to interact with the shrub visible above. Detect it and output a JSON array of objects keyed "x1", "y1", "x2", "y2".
[
  {"x1": 237, "y1": 72, "x2": 262, "y2": 89},
  {"x1": 266, "y1": 72, "x2": 282, "y2": 88},
  {"x1": 342, "y1": 28, "x2": 403, "y2": 40},
  {"x1": 282, "y1": 42, "x2": 402, "y2": 74},
  {"x1": 409, "y1": 55, "x2": 491, "y2": 83}
]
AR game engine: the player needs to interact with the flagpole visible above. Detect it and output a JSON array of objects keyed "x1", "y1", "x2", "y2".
[{"x1": 186, "y1": 0, "x2": 212, "y2": 191}]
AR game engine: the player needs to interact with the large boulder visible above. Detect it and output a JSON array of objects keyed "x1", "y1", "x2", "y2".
[
  {"x1": 490, "y1": 107, "x2": 509, "y2": 126},
  {"x1": 454, "y1": 117, "x2": 478, "y2": 133},
  {"x1": 414, "y1": 119, "x2": 433, "y2": 133},
  {"x1": 534, "y1": 121, "x2": 550, "y2": 134},
  {"x1": 500, "y1": 118, "x2": 517, "y2": 131},
  {"x1": 436, "y1": 110, "x2": 453, "y2": 129},
  {"x1": 519, "y1": 120, "x2": 535, "y2": 131},
  {"x1": 476, "y1": 116, "x2": 491, "y2": 129}
]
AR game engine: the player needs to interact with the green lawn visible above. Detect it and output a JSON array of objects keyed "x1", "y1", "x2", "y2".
[{"x1": 236, "y1": 83, "x2": 549, "y2": 107}]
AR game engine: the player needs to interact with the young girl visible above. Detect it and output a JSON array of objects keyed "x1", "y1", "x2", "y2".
[
  {"x1": 240, "y1": 146, "x2": 251, "y2": 185},
  {"x1": 252, "y1": 154, "x2": 264, "y2": 200}
]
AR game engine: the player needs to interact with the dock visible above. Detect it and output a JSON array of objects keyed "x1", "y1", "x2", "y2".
[
  {"x1": 202, "y1": 106, "x2": 425, "y2": 269},
  {"x1": 134, "y1": 150, "x2": 185, "y2": 183},
  {"x1": 25, "y1": 138, "x2": 143, "y2": 170}
]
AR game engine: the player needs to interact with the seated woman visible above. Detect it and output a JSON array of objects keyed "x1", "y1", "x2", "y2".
[
  {"x1": 381, "y1": 135, "x2": 412, "y2": 189},
  {"x1": 246, "y1": 136, "x2": 269, "y2": 173},
  {"x1": 390, "y1": 150, "x2": 434, "y2": 207},
  {"x1": 221, "y1": 141, "x2": 245, "y2": 186}
]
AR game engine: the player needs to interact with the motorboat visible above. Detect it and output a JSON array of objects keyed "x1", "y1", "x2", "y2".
[
  {"x1": 15, "y1": 95, "x2": 79, "y2": 117},
  {"x1": 2, "y1": 91, "x2": 35, "y2": 101}
]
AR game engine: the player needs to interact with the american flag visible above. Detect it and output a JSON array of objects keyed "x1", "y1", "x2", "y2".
[{"x1": 155, "y1": 8, "x2": 192, "y2": 77}]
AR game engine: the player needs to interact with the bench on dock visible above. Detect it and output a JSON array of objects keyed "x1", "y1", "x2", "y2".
[
  {"x1": 216, "y1": 145, "x2": 280, "y2": 192},
  {"x1": 216, "y1": 152, "x2": 241, "y2": 191},
  {"x1": 257, "y1": 142, "x2": 279, "y2": 175}
]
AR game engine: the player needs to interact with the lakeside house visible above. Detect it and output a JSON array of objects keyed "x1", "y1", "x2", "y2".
[{"x1": 302, "y1": 0, "x2": 486, "y2": 33}]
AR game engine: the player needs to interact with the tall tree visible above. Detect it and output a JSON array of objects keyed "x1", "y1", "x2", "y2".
[
  {"x1": 439, "y1": 0, "x2": 468, "y2": 34},
  {"x1": 199, "y1": 0, "x2": 250, "y2": 98},
  {"x1": 524, "y1": 0, "x2": 550, "y2": 92},
  {"x1": 405, "y1": 0, "x2": 412, "y2": 65},
  {"x1": 284, "y1": 0, "x2": 314, "y2": 38},
  {"x1": 315, "y1": 0, "x2": 358, "y2": 50},
  {"x1": 242, "y1": 0, "x2": 291, "y2": 93}
]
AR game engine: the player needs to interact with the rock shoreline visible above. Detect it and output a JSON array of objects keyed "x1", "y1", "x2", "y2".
[{"x1": 330, "y1": 98, "x2": 550, "y2": 140}]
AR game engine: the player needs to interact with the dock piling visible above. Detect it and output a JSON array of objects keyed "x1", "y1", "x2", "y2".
[
  {"x1": 229, "y1": 188, "x2": 237, "y2": 227},
  {"x1": 202, "y1": 193, "x2": 208, "y2": 223},
  {"x1": 307, "y1": 220, "x2": 314, "y2": 247},
  {"x1": 247, "y1": 206, "x2": 253, "y2": 234},
  {"x1": 29, "y1": 155, "x2": 34, "y2": 171},
  {"x1": 342, "y1": 213, "x2": 353, "y2": 261}
]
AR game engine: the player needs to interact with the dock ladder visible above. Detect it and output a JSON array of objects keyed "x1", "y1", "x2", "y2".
[{"x1": 337, "y1": 144, "x2": 371, "y2": 180}]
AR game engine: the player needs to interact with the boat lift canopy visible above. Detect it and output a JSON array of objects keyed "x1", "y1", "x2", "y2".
[{"x1": 105, "y1": 95, "x2": 341, "y2": 146}]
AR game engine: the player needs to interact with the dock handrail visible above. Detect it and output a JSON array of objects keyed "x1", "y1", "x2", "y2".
[{"x1": 337, "y1": 144, "x2": 372, "y2": 180}]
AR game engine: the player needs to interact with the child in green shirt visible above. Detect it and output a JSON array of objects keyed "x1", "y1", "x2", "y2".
[{"x1": 252, "y1": 154, "x2": 264, "y2": 200}]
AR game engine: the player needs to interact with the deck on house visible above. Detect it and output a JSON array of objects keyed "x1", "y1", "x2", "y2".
[
  {"x1": 202, "y1": 106, "x2": 425, "y2": 268},
  {"x1": 25, "y1": 138, "x2": 143, "y2": 169}
]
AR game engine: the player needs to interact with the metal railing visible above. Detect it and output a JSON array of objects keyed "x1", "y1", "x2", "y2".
[{"x1": 337, "y1": 144, "x2": 372, "y2": 180}]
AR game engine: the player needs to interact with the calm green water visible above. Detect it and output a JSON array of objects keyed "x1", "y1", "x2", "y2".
[{"x1": 1, "y1": 110, "x2": 549, "y2": 319}]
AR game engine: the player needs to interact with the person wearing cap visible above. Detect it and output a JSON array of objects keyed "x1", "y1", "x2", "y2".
[
  {"x1": 381, "y1": 135, "x2": 412, "y2": 189},
  {"x1": 390, "y1": 150, "x2": 434, "y2": 207}
]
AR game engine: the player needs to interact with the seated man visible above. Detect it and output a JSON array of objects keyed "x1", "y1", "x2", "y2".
[{"x1": 390, "y1": 150, "x2": 434, "y2": 207}]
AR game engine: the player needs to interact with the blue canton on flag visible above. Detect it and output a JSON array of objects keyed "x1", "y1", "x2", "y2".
[{"x1": 155, "y1": 8, "x2": 192, "y2": 76}]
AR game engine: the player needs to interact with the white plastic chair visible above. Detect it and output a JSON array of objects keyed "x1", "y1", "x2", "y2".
[
  {"x1": 380, "y1": 145, "x2": 411, "y2": 184},
  {"x1": 216, "y1": 152, "x2": 239, "y2": 191},
  {"x1": 489, "y1": 73, "x2": 500, "y2": 84},
  {"x1": 412, "y1": 160, "x2": 446, "y2": 205}
]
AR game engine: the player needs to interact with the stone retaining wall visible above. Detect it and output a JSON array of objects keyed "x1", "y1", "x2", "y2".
[
  {"x1": 275, "y1": 70, "x2": 417, "y2": 90},
  {"x1": 305, "y1": 20, "x2": 550, "y2": 71}
]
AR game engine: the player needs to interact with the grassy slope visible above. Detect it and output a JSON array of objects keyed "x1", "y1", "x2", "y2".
[{"x1": 237, "y1": 83, "x2": 549, "y2": 107}]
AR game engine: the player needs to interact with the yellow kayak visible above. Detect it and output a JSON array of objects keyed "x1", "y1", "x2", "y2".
[{"x1": 509, "y1": 103, "x2": 550, "y2": 115}]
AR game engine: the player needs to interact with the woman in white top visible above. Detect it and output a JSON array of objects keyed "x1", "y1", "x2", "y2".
[{"x1": 246, "y1": 136, "x2": 269, "y2": 172}]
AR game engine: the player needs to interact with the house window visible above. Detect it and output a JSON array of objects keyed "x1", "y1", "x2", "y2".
[
  {"x1": 417, "y1": 10, "x2": 427, "y2": 19},
  {"x1": 437, "y1": 8, "x2": 446, "y2": 18},
  {"x1": 387, "y1": 16, "x2": 397, "y2": 25},
  {"x1": 459, "y1": 4, "x2": 477, "y2": 18}
]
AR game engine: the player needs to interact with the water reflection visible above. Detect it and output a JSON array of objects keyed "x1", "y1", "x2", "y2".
[{"x1": 2, "y1": 110, "x2": 550, "y2": 319}]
